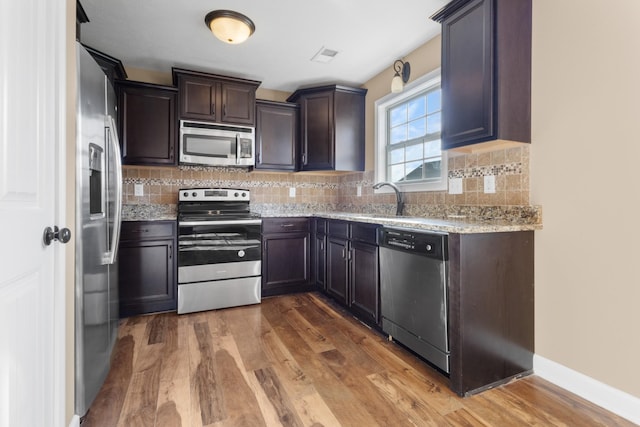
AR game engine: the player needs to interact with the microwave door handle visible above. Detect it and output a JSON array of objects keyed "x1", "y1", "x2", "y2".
[{"x1": 236, "y1": 134, "x2": 240, "y2": 165}]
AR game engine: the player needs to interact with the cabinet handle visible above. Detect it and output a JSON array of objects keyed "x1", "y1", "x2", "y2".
[
  {"x1": 348, "y1": 249, "x2": 353, "y2": 260},
  {"x1": 280, "y1": 223, "x2": 295, "y2": 228},
  {"x1": 342, "y1": 248, "x2": 346, "y2": 259},
  {"x1": 169, "y1": 244, "x2": 172, "y2": 259},
  {"x1": 130, "y1": 229, "x2": 149, "y2": 233},
  {"x1": 212, "y1": 104, "x2": 215, "y2": 116},
  {"x1": 320, "y1": 241, "x2": 324, "y2": 250},
  {"x1": 302, "y1": 152, "x2": 307, "y2": 165},
  {"x1": 223, "y1": 104, "x2": 227, "y2": 117}
]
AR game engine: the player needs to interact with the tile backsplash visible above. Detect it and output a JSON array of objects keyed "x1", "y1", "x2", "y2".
[{"x1": 123, "y1": 146, "x2": 539, "y2": 223}]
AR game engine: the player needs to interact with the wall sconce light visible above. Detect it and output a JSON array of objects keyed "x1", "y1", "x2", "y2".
[
  {"x1": 391, "y1": 60, "x2": 411, "y2": 93},
  {"x1": 204, "y1": 10, "x2": 255, "y2": 44}
]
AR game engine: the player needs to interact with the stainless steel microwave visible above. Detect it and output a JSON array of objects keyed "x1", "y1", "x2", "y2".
[{"x1": 179, "y1": 120, "x2": 255, "y2": 167}]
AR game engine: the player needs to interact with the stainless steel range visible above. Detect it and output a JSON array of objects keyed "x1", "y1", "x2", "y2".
[{"x1": 177, "y1": 188, "x2": 262, "y2": 314}]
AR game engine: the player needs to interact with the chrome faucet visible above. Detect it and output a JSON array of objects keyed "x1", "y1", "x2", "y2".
[{"x1": 372, "y1": 181, "x2": 404, "y2": 216}]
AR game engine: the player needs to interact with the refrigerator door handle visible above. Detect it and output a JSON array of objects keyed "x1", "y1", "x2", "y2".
[{"x1": 105, "y1": 115, "x2": 123, "y2": 265}]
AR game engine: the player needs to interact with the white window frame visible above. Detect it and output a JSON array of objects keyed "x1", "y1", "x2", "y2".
[{"x1": 374, "y1": 68, "x2": 447, "y2": 193}]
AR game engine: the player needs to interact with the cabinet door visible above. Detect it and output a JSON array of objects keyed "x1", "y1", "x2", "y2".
[
  {"x1": 300, "y1": 91, "x2": 334, "y2": 170},
  {"x1": 441, "y1": 0, "x2": 494, "y2": 149},
  {"x1": 262, "y1": 232, "x2": 310, "y2": 293},
  {"x1": 118, "y1": 82, "x2": 177, "y2": 165},
  {"x1": 314, "y1": 233, "x2": 326, "y2": 289},
  {"x1": 255, "y1": 101, "x2": 298, "y2": 171},
  {"x1": 326, "y1": 236, "x2": 348, "y2": 304},
  {"x1": 179, "y1": 76, "x2": 217, "y2": 121},
  {"x1": 350, "y1": 241, "x2": 379, "y2": 323},
  {"x1": 221, "y1": 82, "x2": 256, "y2": 125},
  {"x1": 118, "y1": 237, "x2": 176, "y2": 317}
]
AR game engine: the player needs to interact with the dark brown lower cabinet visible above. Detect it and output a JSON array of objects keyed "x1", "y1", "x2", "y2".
[
  {"x1": 349, "y1": 240, "x2": 379, "y2": 323},
  {"x1": 448, "y1": 231, "x2": 534, "y2": 396},
  {"x1": 261, "y1": 218, "x2": 314, "y2": 296},
  {"x1": 118, "y1": 221, "x2": 177, "y2": 317},
  {"x1": 325, "y1": 220, "x2": 380, "y2": 325},
  {"x1": 326, "y1": 236, "x2": 349, "y2": 304}
]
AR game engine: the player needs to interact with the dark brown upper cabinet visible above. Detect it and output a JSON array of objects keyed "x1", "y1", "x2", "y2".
[
  {"x1": 172, "y1": 68, "x2": 260, "y2": 126},
  {"x1": 255, "y1": 100, "x2": 299, "y2": 171},
  {"x1": 287, "y1": 85, "x2": 367, "y2": 171},
  {"x1": 431, "y1": 0, "x2": 531, "y2": 153},
  {"x1": 116, "y1": 80, "x2": 178, "y2": 166},
  {"x1": 82, "y1": 44, "x2": 127, "y2": 87}
]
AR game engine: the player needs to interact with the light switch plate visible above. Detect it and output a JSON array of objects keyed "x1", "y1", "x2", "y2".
[
  {"x1": 484, "y1": 175, "x2": 496, "y2": 193},
  {"x1": 449, "y1": 178, "x2": 463, "y2": 195},
  {"x1": 289, "y1": 187, "x2": 296, "y2": 198},
  {"x1": 357, "y1": 185, "x2": 362, "y2": 197},
  {"x1": 134, "y1": 183, "x2": 144, "y2": 196}
]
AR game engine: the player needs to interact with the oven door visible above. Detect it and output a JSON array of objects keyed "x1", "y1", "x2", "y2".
[{"x1": 178, "y1": 219, "x2": 261, "y2": 283}]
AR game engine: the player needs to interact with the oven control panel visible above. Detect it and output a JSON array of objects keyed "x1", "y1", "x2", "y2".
[{"x1": 179, "y1": 188, "x2": 250, "y2": 202}]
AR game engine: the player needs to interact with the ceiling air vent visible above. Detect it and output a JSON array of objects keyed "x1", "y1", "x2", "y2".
[{"x1": 311, "y1": 47, "x2": 339, "y2": 63}]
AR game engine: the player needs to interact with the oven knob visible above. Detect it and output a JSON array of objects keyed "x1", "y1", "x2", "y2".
[
  {"x1": 238, "y1": 250, "x2": 245, "y2": 258},
  {"x1": 242, "y1": 192, "x2": 246, "y2": 197},
  {"x1": 183, "y1": 191, "x2": 188, "y2": 197},
  {"x1": 234, "y1": 192, "x2": 239, "y2": 197},
  {"x1": 192, "y1": 192, "x2": 197, "y2": 197}
]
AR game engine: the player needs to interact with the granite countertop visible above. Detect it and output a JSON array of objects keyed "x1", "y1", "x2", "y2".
[
  {"x1": 313, "y1": 212, "x2": 540, "y2": 234},
  {"x1": 122, "y1": 203, "x2": 542, "y2": 233}
]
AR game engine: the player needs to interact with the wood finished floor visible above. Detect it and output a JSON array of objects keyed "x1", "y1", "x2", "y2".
[{"x1": 83, "y1": 292, "x2": 634, "y2": 427}]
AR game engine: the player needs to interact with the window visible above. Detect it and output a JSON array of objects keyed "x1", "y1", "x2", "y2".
[{"x1": 375, "y1": 69, "x2": 447, "y2": 192}]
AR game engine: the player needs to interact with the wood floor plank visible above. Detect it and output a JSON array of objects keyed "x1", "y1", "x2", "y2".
[
  {"x1": 367, "y1": 371, "x2": 450, "y2": 426},
  {"x1": 259, "y1": 321, "x2": 316, "y2": 398},
  {"x1": 155, "y1": 378, "x2": 192, "y2": 427},
  {"x1": 255, "y1": 366, "x2": 305, "y2": 427},
  {"x1": 223, "y1": 304, "x2": 272, "y2": 372},
  {"x1": 82, "y1": 335, "x2": 134, "y2": 427},
  {"x1": 215, "y1": 346, "x2": 267, "y2": 427},
  {"x1": 116, "y1": 355, "x2": 162, "y2": 427},
  {"x1": 284, "y1": 307, "x2": 335, "y2": 354},
  {"x1": 443, "y1": 407, "x2": 492, "y2": 427},
  {"x1": 321, "y1": 349, "x2": 417, "y2": 427},
  {"x1": 502, "y1": 376, "x2": 638, "y2": 427},
  {"x1": 189, "y1": 321, "x2": 226, "y2": 426},
  {"x1": 85, "y1": 294, "x2": 635, "y2": 427},
  {"x1": 262, "y1": 300, "x2": 382, "y2": 427}
]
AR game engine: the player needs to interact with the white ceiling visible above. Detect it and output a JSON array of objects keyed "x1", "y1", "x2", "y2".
[{"x1": 79, "y1": 0, "x2": 448, "y2": 92}]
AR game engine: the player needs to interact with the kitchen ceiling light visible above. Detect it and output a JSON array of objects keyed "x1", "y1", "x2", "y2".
[
  {"x1": 204, "y1": 10, "x2": 255, "y2": 45},
  {"x1": 391, "y1": 59, "x2": 411, "y2": 93}
]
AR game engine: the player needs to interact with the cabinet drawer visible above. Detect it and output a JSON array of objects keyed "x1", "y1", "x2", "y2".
[
  {"x1": 262, "y1": 217, "x2": 310, "y2": 234},
  {"x1": 327, "y1": 220, "x2": 349, "y2": 238},
  {"x1": 350, "y1": 223, "x2": 379, "y2": 245},
  {"x1": 121, "y1": 221, "x2": 175, "y2": 239}
]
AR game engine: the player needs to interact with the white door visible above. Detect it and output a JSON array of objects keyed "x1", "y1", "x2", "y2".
[{"x1": 0, "y1": 0, "x2": 67, "y2": 426}]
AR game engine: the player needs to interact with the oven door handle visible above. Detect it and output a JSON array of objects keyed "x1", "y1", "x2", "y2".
[{"x1": 179, "y1": 219, "x2": 263, "y2": 226}]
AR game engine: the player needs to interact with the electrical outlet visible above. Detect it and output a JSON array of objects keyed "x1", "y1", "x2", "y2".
[
  {"x1": 484, "y1": 175, "x2": 496, "y2": 194},
  {"x1": 134, "y1": 183, "x2": 144, "y2": 196},
  {"x1": 357, "y1": 185, "x2": 362, "y2": 197},
  {"x1": 289, "y1": 187, "x2": 296, "y2": 198},
  {"x1": 448, "y1": 178, "x2": 463, "y2": 195}
]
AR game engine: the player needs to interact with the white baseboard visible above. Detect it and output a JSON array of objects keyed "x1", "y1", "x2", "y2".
[
  {"x1": 68, "y1": 414, "x2": 80, "y2": 427},
  {"x1": 534, "y1": 355, "x2": 640, "y2": 425}
]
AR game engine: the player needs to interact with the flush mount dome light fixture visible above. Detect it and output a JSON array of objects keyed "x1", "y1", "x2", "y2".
[{"x1": 204, "y1": 10, "x2": 255, "y2": 44}]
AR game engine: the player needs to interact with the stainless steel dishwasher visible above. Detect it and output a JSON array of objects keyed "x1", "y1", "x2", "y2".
[{"x1": 379, "y1": 227, "x2": 450, "y2": 373}]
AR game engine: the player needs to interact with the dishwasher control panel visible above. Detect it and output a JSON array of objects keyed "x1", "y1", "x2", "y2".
[{"x1": 379, "y1": 227, "x2": 448, "y2": 260}]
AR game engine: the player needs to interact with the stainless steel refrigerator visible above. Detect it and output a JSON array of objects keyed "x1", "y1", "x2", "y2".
[{"x1": 75, "y1": 42, "x2": 123, "y2": 417}]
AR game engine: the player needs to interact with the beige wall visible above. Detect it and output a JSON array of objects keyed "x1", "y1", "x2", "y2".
[{"x1": 531, "y1": 0, "x2": 640, "y2": 398}]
